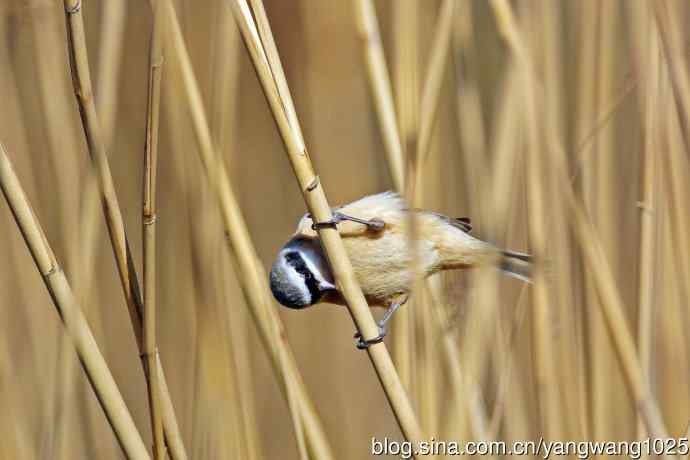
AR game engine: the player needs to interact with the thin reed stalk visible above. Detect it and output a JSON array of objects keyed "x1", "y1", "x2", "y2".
[
  {"x1": 453, "y1": 0, "x2": 487, "y2": 217},
  {"x1": 62, "y1": 0, "x2": 142, "y2": 351},
  {"x1": 0, "y1": 143, "x2": 150, "y2": 460},
  {"x1": 537, "y1": 0, "x2": 581, "y2": 440},
  {"x1": 491, "y1": 0, "x2": 673, "y2": 442},
  {"x1": 408, "y1": 1, "x2": 454, "y2": 435},
  {"x1": 161, "y1": 2, "x2": 332, "y2": 457},
  {"x1": 143, "y1": 1, "x2": 165, "y2": 458},
  {"x1": 634, "y1": 9, "x2": 661, "y2": 445},
  {"x1": 480, "y1": 73, "x2": 530, "y2": 441},
  {"x1": 391, "y1": 0, "x2": 418, "y2": 394},
  {"x1": 95, "y1": 0, "x2": 127, "y2": 150},
  {"x1": 593, "y1": 1, "x2": 626, "y2": 437},
  {"x1": 488, "y1": 3, "x2": 671, "y2": 434},
  {"x1": 563, "y1": 161, "x2": 670, "y2": 442},
  {"x1": 654, "y1": 0, "x2": 690, "y2": 331},
  {"x1": 60, "y1": 2, "x2": 187, "y2": 458},
  {"x1": 207, "y1": 5, "x2": 263, "y2": 458},
  {"x1": 654, "y1": 0, "x2": 690, "y2": 153},
  {"x1": 489, "y1": 0, "x2": 564, "y2": 438},
  {"x1": 414, "y1": 0, "x2": 454, "y2": 175},
  {"x1": 28, "y1": 9, "x2": 92, "y2": 458},
  {"x1": 230, "y1": 0, "x2": 424, "y2": 448},
  {"x1": 356, "y1": 0, "x2": 489, "y2": 438},
  {"x1": 354, "y1": 0, "x2": 404, "y2": 193},
  {"x1": 572, "y1": 0, "x2": 600, "y2": 440}
]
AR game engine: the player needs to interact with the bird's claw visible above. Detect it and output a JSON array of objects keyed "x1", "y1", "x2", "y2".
[
  {"x1": 311, "y1": 212, "x2": 385, "y2": 232},
  {"x1": 353, "y1": 321, "x2": 387, "y2": 350}
]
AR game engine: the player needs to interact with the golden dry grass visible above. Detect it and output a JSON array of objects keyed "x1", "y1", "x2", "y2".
[{"x1": 1, "y1": 1, "x2": 689, "y2": 459}]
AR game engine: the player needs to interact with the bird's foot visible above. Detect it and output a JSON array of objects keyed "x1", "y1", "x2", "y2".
[
  {"x1": 353, "y1": 320, "x2": 387, "y2": 350},
  {"x1": 311, "y1": 212, "x2": 385, "y2": 232},
  {"x1": 351, "y1": 297, "x2": 408, "y2": 350}
]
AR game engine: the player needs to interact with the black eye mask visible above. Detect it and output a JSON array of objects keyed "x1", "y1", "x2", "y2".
[{"x1": 285, "y1": 251, "x2": 321, "y2": 303}]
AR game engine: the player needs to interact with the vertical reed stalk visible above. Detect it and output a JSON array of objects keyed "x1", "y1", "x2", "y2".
[
  {"x1": 60, "y1": 2, "x2": 187, "y2": 458},
  {"x1": 143, "y1": 1, "x2": 165, "y2": 458},
  {"x1": 654, "y1": 0, "x2": 690, "y2": 332},
  {"x1": 0, "y1": 143, "x2": 150, "y2": 460},
  {"x1": 353, "y1": 0, "x2": 404, "y2": 193},
  {"x1": 208, "y1": 5, "x2": 262, "y2": 458},
  {"x1": 409, "y1": 1, "x2": 454, "y2": 435},
  {"x1": 562, "y1": 160, "x2": 670, "y2": 443},
  {"x1": 635, "y1": 9, "x2": 660, "y2": 445},
  {"x1": 654, "y1": 1, "x2": 690, "y2": 153},
  {"x1": 356, "y1": 0, "x2": 488, "y2": 438},
  {"x1": 483, "y1": 74, "x2": 531, "y2": 440},
  {"x1": 162, "y1": 2, "x2": 333, "y2": 457},
  {"x1": 593, "y1": 0, "x2": 624, "y2": 437},
  {"x1": 541, "y1": 77, "x2": 671, "y2": 441},
  {"x1": 523, "y1": 1, "x2": 586, "y2": 439},
  {"x1": 453, "y1": 0, "x2": 487, "y2": 217},
  {"x1": 489, "y1": 0, "x2": 564, "y2": 438},
  {"x1": 62, "y1": 0, "x2": 142, "y2": 351},
  {"x1": 231, "y1": 0, "x2": 424, "y2": 448},
  {"x1": 95, "y1": 0, "x2": 127, "y2": 150},
  {"x1": 573, "y1": 0, "x2": 599, "y2": 440},
  {"x1": 537, "y1": 0, "x2": 581, "y2": 439},
  {"x1": 392, "y1": 0, "x2": 418, "y2": 390},
  {"x1": 355, "y1": 0, "x2": 445, "y2": 437},
  {"x1": 414, "y1": 0, "x2": 454, "y2": 175}
]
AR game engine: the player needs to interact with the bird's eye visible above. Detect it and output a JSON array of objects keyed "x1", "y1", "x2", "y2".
[{"x1": 304, "y1": 272, "x2": 312, "y2": 279}]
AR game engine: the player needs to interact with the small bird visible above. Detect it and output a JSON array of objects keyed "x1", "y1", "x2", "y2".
[{"x1": 270, "y1": 191, "x2": 531, "y2": 348}]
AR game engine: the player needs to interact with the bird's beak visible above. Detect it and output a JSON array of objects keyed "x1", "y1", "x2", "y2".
[{"x1": 321, "y1": 280, "x2": 336, "y2": 292}]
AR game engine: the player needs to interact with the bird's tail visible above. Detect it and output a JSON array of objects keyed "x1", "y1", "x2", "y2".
[{"x1": 499, "y1": 250, "x2": 532, "y2": 283}]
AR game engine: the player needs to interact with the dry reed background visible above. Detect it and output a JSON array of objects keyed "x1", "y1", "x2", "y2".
[{"x1": 1, "y1": 0, "x2": 689, "y2": 459}]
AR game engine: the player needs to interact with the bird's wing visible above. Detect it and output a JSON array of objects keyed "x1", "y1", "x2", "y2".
[{"x1": 425, "y1": 212, "x2": 472, "y2": 233}]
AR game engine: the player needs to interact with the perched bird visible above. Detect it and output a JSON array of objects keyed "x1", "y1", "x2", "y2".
[{"x1": 270, "y1": 191, "x2": 531, "y2": 348}]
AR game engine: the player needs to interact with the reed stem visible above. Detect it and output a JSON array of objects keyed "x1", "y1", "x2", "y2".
[
  {"x1": 230, "y1": 0, "x2": 424, "y2": 448},
  {"x1": 0, "y1": 143, "x2": 150, "y2": 460},
  {"x1": 143, "y1": 1, "x2": 165, "y2": 457},
  {"x1": 60, "y1": 2, "x2": 187, "y2": 458},
  {"x1": 162, "y1": 1, "x2": 333, "y2": 457},
  {"x1": 489, "y1": 0, "x2": 564, "y2": 437}
]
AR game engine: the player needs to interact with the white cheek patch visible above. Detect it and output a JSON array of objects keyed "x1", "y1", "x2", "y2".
[
  {"x1": 281, "y1": 251, "x2": 312, "y2": 302},
  {"x1": 302, "y1": 253, "x2": 335, "y2": 291}
]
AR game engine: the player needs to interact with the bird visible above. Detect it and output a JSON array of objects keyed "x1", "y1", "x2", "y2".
[{"x1": 269, "y1": 191, "x2": 531, "y2": 348}]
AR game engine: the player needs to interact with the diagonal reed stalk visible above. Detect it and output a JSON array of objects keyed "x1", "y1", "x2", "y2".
[
  {"x1": 60, "y1": 2, "x2": 188, "y2": 459},
  {"x1": 563, "y1": 158, "x2": 671, "y2": 444},
  {"x1": 28, "y1": 9, "x2": 96, "y2": 458},
  {"x1": 143, "y1": 1, "x2": 165, "y2": 458},
  {"x1": 0, "y1": 143, "x2": 150, "y2": 460},
  {"x1": 353, "y1": 0, "x2": 404, "y2": 194},
  {"x1": 355, "y1": 0, "x2": 497, "y2": 440},
  {"x1": 230, "y1": 0, "x2": 424, "y2": 448},
  {"x1": 161, "y1": 2, "x2": 330, "y2": 458}
]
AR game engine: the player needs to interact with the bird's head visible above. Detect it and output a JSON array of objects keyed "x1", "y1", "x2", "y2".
[{"x1": 270, "y1": 238, "x2": 336, "y2": 309}]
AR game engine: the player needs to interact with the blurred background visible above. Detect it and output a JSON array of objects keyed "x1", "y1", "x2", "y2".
[{"x1": 1, "y1": 0, "x2": 689, "y2": 458}]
